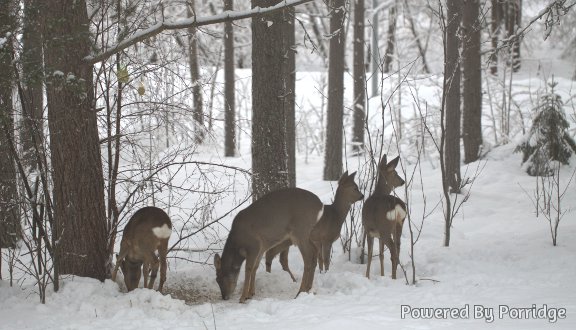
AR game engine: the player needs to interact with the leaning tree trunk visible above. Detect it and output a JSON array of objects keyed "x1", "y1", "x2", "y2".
[
  {"x1": 323, "y1": 0, "x2": 347, "y2": 181},
  {"x1": 352, "y1": 0, "x2": 366, "y2": 152},
  {"x1": 251, "y1": 0, "x2": 295, "y2": 198},
  {"x1": 224, "y1": 0, "x2": 236, "y2": 157},
  {"x1": 0, "y1": 0, "x2": 20, "y2": 249},
  {"x1": 462, "y1": 0, "x2": 483, "y2": 164},
  {"x1": 44, "y1": 0, "x2": 108, "y2": 281},
  {"x1": 444, "y1": 0, "x2": 462, "y2": 193}
]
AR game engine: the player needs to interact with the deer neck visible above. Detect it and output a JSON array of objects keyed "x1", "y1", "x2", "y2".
[
  {"x1": 332, "y1": 190, "x2": 353, "y2": 222},
  {"x1": 375, "y1": 179, "x2": 393, "y2": 196},
  {"x1": 222, "y1": 238, "x2": 245, "y2": 270}
]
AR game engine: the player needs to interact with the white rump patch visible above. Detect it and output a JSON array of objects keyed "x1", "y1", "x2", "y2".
[
  {"x1": 152, "y1": 224, "x2": 172, "y2": 239},
  {"x1": 386, "y1": 205, "x2": 406, "y2": 222},
  {"x1": 316, "y1": 206, "x2": 324, "y2": 222}
]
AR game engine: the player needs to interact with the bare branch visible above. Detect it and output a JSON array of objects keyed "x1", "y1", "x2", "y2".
[{"x1": 85, "y1": 0, "x2": 315, "y2": 64}]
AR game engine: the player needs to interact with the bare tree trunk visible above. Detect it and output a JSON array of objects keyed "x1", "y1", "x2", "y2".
[
  {"x1": 224, "y1": 0, "x2": 236, "y2": 157},
  {"x1": 383, "y1": 1, "x2": 397, "y2": 73},
  {"x1": 505, "y1": 0, "x2": 521, "y2": 72},
  {"x1": 490, "y1": 0, "x2": 502, "y2": 75},
  {"x1": 0, "y1": 0, "x2": 20, "y2": 249},
  {"x1": 188, "y1": 1, "x2": 204, "y2": 144},
  {"x1": 305, "y1": 2, "x2": 328, "y2": 61},
  {"x1": 462, "y1": 0, "x2": 483, "y2": 164},
  {"x1": 285, "y1": 8, "x2": 297, "y2": 188},
  {"x1": 21, "y1": 0, "x2": 44, "y2": 171},
  {"x1": 403, "y1": 0, "x2": 430, "y2": 74},
  {"x1": 251, "y1": 0, "x2": 295, "y2": 198},
  {"x1": 352, "y1": 0, "x2": 366, "y2": 152},
  {"x1": 44, "y1": 0, "x2": 108, "y2": 281},
  {"x1": 444, "y1": 0, "x2": 462, "y2": 193},
  {"x1": 324, "y1": 0, "x2": 347, "y2": 181}
]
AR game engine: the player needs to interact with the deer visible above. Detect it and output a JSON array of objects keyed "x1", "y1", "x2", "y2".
[
  {"x1": 214, "y1": 188, "x2": 323, "y2": 303},
  {"x1": 265, "y1": 171, "x2": 363, "y2": 275},
  {"x1": 362, "y1": 155, "x2": 407, "y2": 280},
  {"x1": 111, "y1": 206, "x2": 172, "y2": 293}
]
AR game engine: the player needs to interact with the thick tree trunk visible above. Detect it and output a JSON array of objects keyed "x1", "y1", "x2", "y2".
[
  {"x1": 0, "y1": 0, "x2": 20, "y2": 249},
  {"x1": 21, "y1": 0, "x2": 44, "y2": 171},
  {"x1": 462, "y1": 0, "x2": 483, "y2": 164},
  {"x1": 251, "y1": 0, "x2": 295, "y2": 198},
  {"x1": 44, "y1": 0, "x2": 108, "y2": 281},
  {"x1": 444, "y1": 0, "x2": 462, "y2": 193},
  {"x1": 224, "y1": 0, "x2": 236, "y2": 157},
  {"x1": 323, "y1": 0, "x2": 347, "y2": 181},
  {"x1": 188, "y1": 1, "x2": 204, "y2": 144},
  {"x1": 285, "y1": 8, "x2": 296, "y2": 188},
  {"x1": 383, "y1": 2, "x2": 397, "y2": 73},
  {"x1": 352, "y1": 0, "x2": 366, "y2": 152}
]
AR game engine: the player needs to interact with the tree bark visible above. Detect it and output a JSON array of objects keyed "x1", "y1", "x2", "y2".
[
  {"x1": 224, "y1": 0, "x2": 236, "y2": 157},
  {"x1": 352, "y1": 0, "x2": 366, "y2": 152},
  {"x1": 383, "y1": 1, "x2": 397, "y2": 73},
  {"x1": 188, "y1": 1, "x2": 204, "y2": 144},
  {"x1": 462, "y1": 0, "x2": 483, "y2": 164},
  {"x1": 489, "y1": 0, "x2": 502, "y2": 75},
  {"x1": 323, "y1": 0, "x2": 347, "y2": 181},
  {"x1": 505, "y1": 0, "x2": 521, "y2": 72},
  {"x1": 0, "y1": 0, "x2": 20, "y2": 249},
  {"x1": 444, "y1": 0, "x2": 462, "y2": 193},
  {"x1": 21, "y1": 0, "x2": 44, "y2": 171},
  {"x1": 44, "y1": 0, "x2": 108, "y2": 280},
  {"x1": 251, "y1": 0, "x2": 295, "y2": 198}
]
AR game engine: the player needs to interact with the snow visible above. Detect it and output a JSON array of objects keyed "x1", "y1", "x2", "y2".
[{"x1": 2, "y1": 141, "x2": 576, "y2": 329}]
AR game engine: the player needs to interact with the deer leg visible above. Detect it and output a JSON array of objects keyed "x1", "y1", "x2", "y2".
[
  {"x1": 111, "y1": 250, "x2": 129, "y2": 282},
  {"x1": 147, "y1": 254, "x2": 160, "y2": 289},
  {"x1": 296, "y1": 240, "x2": 317, "y2": 296},
  {"x1": 385, "y1": 238, "x2": 399, "y2": 280},
  {"x1": 378, "y1": 237, "x2": 385, "y2": 277},
  {"x1": 142, "y1": 261, "x2": 150, "y2": 289},
  {"x1": 311, "y1": 240, "x2": 323, "y2": 273},
  {"x1": 322, "y1": 243, "x2": 332, "y2": 272},
  {"x1": 265, "y1": 240, "x2": 294, "y2": 280},
  {"x1": 365, "y1": 234, "x2": 374, "y2": 279},
  {"x1": 157, "y1": 241, "x2": 168, "y2": 293},
  {"x1": 279, "y1": 248, "x2": 297, "y2": 282},
  {"x1": 240, "y1": 252, "x2": 261, "y2": 303}
]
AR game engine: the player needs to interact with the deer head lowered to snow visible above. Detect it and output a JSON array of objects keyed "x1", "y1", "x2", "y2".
[
  {"x1": 214, "y1": 188, "x2": 323, "y2": 303},
  {"x1": 111, "y1": 206, "x2": 172, "y2": 292},
  {"x1": 362, "y1": 155, "x2": 407, "y2": 279}
]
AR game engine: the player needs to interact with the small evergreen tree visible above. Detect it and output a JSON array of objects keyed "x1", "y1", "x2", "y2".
[{"x1": 516, "y1": 80, "x2": 576, "y2": 176}]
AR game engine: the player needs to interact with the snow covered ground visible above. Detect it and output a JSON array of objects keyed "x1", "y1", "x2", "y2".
[{"x1": 1, "y1": 140, "x2": 575, "y2": 329}]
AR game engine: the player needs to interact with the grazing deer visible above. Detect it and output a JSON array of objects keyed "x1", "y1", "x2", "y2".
[
  {"x1": 214, "y1": 188, "x2": 323, "y2": 303},
  {"x1": 265, "y1": 172, "x2": 363, "y2": 276},
  {"x1": 111, "y1": 206, "x2": 172, "y2": 292},
  {"x1": 362, "y1": 155, "x2": 407, "y2": 279}
]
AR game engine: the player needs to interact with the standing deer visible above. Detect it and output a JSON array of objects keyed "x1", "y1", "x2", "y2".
[
  {"x1": 362, "y1": 155, "x2": 407, "y2": 279},
  {"x1": 214, "y1": 188, "x2": 323, "y2": 303},
  {"x1": 111, "y1": 206, "x2": 172, "y2": 292},
  {"x1": 265, "y1": 171, "x2": 363, "y2": 276}
]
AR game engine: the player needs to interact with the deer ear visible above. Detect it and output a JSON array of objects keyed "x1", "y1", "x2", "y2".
[
  {"x1": 214, "y1": 254, "x2": 221, "y2": 270},
  {"x1": 387, "y1": 156, "x2": 400, "y2": 170},
  {"x1": 378, "y1": 155, "x2": 388, "y2": 170},
  {"x1": 348, "y1": 171, "x2": 357, "y2": 181},
  {"x1": 338, "y1": 171, "x2": 349, "y2": 184}
]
